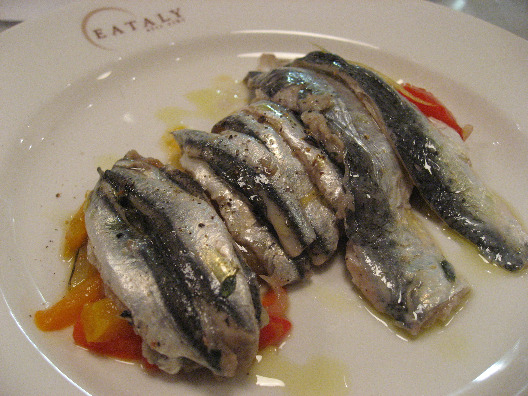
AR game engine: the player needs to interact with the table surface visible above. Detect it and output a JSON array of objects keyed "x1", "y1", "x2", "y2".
[{"x1": 0, "y1": 0, "x2": 527, "y2": 40}]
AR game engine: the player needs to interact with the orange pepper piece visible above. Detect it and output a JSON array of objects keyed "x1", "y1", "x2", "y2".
[
  {"x1": 63, "y1": 203, "x2": 88, "y2": 260},
  {"x1": 34, "y1": 275, "x2": 104, "y2": 331}
]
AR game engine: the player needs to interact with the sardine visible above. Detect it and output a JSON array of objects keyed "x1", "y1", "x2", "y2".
[
  {"x1": 246, "y1": 67, "x2": 347, "y2": 165},
  {"x1": 246, "y1": 64, "x2": 470, "y2": 333},
  {"x1": 292, "y1": 51, "x2": 528, "y2": 272},
  {"x1": 240, "y1": 100, "x2": 350, "y2": 219},
  {"x1": 212, "y1": 105, "x2": 340, "y2": 265},
  {"x1": 172, "y1": 129, "x2": 317, "y2": 258},
  {"x1": 179, "y1": 153, "x2": 310, "y2": 285},
  {"x1": 84, "y1": 151, "x2": 262, "y2": 376}
]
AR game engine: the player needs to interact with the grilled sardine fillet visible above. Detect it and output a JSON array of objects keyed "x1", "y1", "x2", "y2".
[
  {"x1": 239, "y1": 101, "x2": 350, "y2": 219},
  {"x1": 292, "y1": 51, "x2": 528, "y2": 272},
  {"x1": 212, "y1": 103, "x2": 339, "y2": 265},
  {"x1": 172, "y1": 129, "x2": 317, "y2": 259},
  {"x1": 84, "y1": 151, "x2": 262, "y2": 376},
  {"x1": 179, "y1": 153, "x2": 310, "y2": 285},
  {"x1": 246, "y1": 64, "x2": 470, "y2": 334}
]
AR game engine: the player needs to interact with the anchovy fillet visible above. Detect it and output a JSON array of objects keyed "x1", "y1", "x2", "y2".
[
  {"x1": 292, "y1": 51, "x2": 528, "y2": 272},
  {"x1": 245, "y1": 65, "x2": 470, "y2": 333},
  {"x1": 213, "y1": 105, "x2": 339, "y2": 265},
  {"x1": 84, "y1": 151, "x2": 261, "y2": 376},
  {"x1": 172, "y1": 129, "x2": 317, "y2": 258}
]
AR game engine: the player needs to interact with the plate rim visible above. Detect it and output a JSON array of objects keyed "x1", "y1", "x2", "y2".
[{"x1": 1, "y1": 1, "x2": 527, "y2": 395}]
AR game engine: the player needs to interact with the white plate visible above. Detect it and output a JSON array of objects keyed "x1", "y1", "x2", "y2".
[{"x1": 1, "y1": 1, "x2": 528, "y2": 395}]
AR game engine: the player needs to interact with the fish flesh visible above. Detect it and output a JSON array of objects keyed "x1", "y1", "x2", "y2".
[
  {"x1": 291, "y1": 51, "x2": 528, "y2": 272},
  {"x1": 84, "y1": 151, "x2": 262, "y2": 376},
  {"x1": 171, "y1": 128, "x2": 317, "y2": 259},
  {"x1": 246, "y1": 64, "x2": 470, "y2": 333},
  {"x1": 212, "y1": 103, "x2": 340, "y2": 265},
  {"x1": 179, "y1": 153, "x2": 310, "y2": 285}
]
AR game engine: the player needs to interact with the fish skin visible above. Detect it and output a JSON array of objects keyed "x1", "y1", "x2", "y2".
[
  {"x1": 179, "y1": 153, "x2": 311, "y2": 285},
  {"x1": 245, "y1": 65, "x2": 470, "y2": 333},
  {"x1": 240, "y1": 100, "x2": 350, "y2": 219},
  {"x1": 172, "y1": 129, "x2": 317, "y2": 258},
  {"x1": 341, "y1": 122, "x2": 469, "y2": 333},
  {"x1": 246, "y1": 67, "x2": 346, "y2": 165},
  {"x1": 292, "y1": 51, "x2": 528, "y2": 272},
  {"x1": 212, "y1": 105, "x2": 340, "y2": 265},
  {"x1": 84, "y1": 152, "x2": 261, "y2": 376},
  {"x1": 104, "y1": 154, "x2": 262, "y2": 322}
]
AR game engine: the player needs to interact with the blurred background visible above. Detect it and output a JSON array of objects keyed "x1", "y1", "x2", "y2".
[
  {"x1": 1, "y1": 0, "x2": 527, "y2": 39},
  {"x1": 429, "y1": 0, "x2": 528, "y2": 39}
]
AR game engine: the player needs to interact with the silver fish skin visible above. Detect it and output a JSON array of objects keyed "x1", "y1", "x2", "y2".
[
  {"x1": 240, "y1": 100, "x2": 350, "y2": 219},
  {"x1": 245, "y1": 65, "x2": 470, "y2": 334},
  {"x1": 172, "y1": 129, "x2": 317, "y2": 258},
  {"x1": 292, "y1": 51, "x2": 528, "y2": 272},
  {"x1": 246, "y1": 67, "x2": 346, "y2": 165},
  {"x1": 84, "y1": 152, "x2": 261, "y2": 376},
  {"x1": 212, "y1": 105, "x2": 340, "y2": 265},
  {"x1": 179, "y1": 153, "x2": 310, "y2": 285}
]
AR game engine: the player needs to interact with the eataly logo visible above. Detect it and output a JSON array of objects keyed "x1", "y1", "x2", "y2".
[{"x1": 82, "y1": 7, "x2": 185, "y2": 50}]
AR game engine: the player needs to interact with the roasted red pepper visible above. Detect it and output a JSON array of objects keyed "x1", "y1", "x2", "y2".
[
  {"x1": 259, "y1": 286, "x2": 292, "y2": 349},
  {"x1": 72, "y1": 316, "x2": 156, "y2": 371},
  {"x1": 398, "y1": 83, "x2": 471, "y2": 140},
  {"x1": 259, "y1": 314, "x2": 292, "y2": 349}
]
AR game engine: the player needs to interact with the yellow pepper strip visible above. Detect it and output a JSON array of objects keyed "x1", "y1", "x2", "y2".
[
  {"x1": 80, "y1": 297, "x2": 131, "y2": 343},
  {"x1": 63, "y1": 202, "x2": 88, "y2": 260}
]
